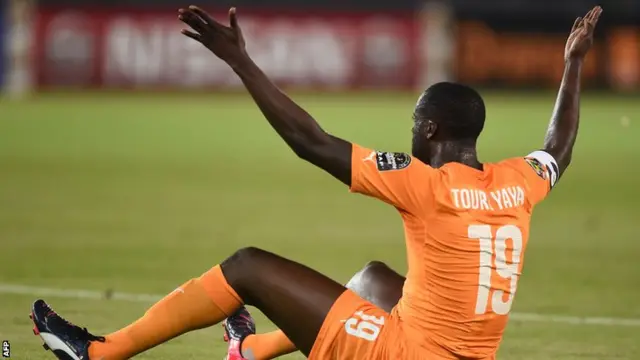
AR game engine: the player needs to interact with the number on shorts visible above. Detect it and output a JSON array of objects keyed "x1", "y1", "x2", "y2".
[
  {"x1": 468, "y1": 225, "x2": 523, "y2": 315},
  {"x1": 344, "y1": 310, "x2": 385, "y2": 341}
]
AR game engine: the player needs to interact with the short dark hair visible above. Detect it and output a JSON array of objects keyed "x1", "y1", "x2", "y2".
[{"x1": 414, "y1": 82, "x2": 486, "y2": 140}]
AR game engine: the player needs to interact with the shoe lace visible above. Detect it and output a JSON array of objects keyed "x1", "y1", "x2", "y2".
[
  {"x1": 47, "y1": 310, "x2": 106, "y2": 342},
  {"x1": 81, "y1": 327, "x2": 106, "y2": 343}
]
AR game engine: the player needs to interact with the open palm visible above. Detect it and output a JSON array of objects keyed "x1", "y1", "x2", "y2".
[{"x1": 565, "y1": 6, "x2": 602, "y2": 62}]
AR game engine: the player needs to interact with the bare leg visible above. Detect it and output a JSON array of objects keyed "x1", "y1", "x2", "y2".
[
  {"x1": 233, "y1": 260, "x2": 406, "y2": 359},
  {"x1": 220, "y1": 248, "x2": 347, "y2": 355},
  {"x1": 32, "y1": 247, "x2": 352, "y2": 359}
]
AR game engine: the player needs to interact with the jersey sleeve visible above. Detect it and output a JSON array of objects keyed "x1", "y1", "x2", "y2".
[
  {"x1": 517, "y1": 150, "x2": 560, "y2": 205},
  {"x1": 350, "y1": 144, "x2": 433, "y2": 211}
]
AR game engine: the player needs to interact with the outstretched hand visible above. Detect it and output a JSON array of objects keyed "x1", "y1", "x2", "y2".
[
  {"x1": 178, "y1": 6, "x2": 248, "y2": 67},
  {"x1": 565, "y1": 6, "x2": 602, "y2": 62}
]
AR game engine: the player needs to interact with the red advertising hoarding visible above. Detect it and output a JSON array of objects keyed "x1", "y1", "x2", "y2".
[{"x1": 34, "y1": 8, "x2": 421, "y2": 90}]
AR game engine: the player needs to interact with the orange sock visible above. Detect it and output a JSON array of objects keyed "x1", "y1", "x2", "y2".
[
  {"x1": 89, "y1": 265, "x2": 242, "y2": 360},
  {"x1": 241, "y1": 330, "x2": 297, "y2": 360}
]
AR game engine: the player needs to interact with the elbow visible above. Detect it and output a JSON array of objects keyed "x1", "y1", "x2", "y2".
[
  {"x1": 291, "y1": 143, "x2": 314, "y2": 161},
  {"x1": 288, "y1": 131, "x2": 328, "y2": 161}
]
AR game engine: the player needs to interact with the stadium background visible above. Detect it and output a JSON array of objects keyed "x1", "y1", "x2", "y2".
[{"x1": 1, "y1": 0, "x2": 639, "y2": 359}]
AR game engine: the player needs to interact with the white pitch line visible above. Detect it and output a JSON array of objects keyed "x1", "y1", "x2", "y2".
[
  {"x1": 510, "y1": 312, "x2": 640, "y2": 327},
  {"x1": 2, "y1": 283, "x2": 640, "y2": 327},
  {"x1": 0, "y1": 283, "x2": 161, "y2": 303}
]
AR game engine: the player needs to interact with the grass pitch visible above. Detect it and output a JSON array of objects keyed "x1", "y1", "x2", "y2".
[{"x1": 1, "y1": 91, "x2": 639, "y2": 359}]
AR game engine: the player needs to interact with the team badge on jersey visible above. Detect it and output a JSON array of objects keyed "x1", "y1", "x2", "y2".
[
  {"x1": 525, "y1": 157, "x2": 548, "y2": 180},
  {"x1": 525, "y1": 151, "x2": 559, "y2": 189},
  {"x1": 370, "y1": 151, "x2": 412, "y2": 171}
]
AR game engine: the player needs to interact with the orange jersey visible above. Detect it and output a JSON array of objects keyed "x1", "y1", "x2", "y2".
[{"x1": 350, "y1": 144, "x2": 559, "y2": 359}]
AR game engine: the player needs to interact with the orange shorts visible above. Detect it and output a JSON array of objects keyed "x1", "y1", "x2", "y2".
[
  {"x1": 308, "y1": 290, "x2": 490, "y2": 359},
  {"x1": 309, "y1": 290, "x2": 399, "y2": 360}
]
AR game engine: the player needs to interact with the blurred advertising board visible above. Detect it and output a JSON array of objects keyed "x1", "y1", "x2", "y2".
[
  {"x1": 606, "y1": 28, "x2": 640, "y2": 91},
  {"x1": 29, "y1": 6, "x2": 640, "y2": 92},
  {"x1": 33, "y1": 8, "x2": 421, "y2": 90},
  {"x1": 454, "y1": 20, "x2": 640, "y2": 91},
  {"x1": 455, "y1": 21, "x2": 600, "y2": 87}
]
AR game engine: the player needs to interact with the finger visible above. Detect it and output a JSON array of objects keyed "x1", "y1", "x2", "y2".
[
  {"x1": 229, "y1": 7, "x2": 239, "y2": 30},
  {"x1": 585, "y1": 6, "x2": 602, "y2": 24},
  {"x1": 181, "y1": 29, "x2": 202, "y2": 42},
  {"x1": 189, "y1": 5, "x2": 221, "y2": 28},
  {"x1": 178, "y1": 9, "x2": 207, "y2": 33},
  {"x1": 585, "y1": 7, "x2": 603, "y2": 32},
  {"x1": 571, "y1": 17, "x2": 582, "y2": 32},
  {"x1": 591, "y1": 7, "x2": 603, "y2": 25},
  {"x1": 579, "y1": 27, "x2": 589, "y2": 38},
  {"x1": 581, "y1": 8, "x2": 595, "y2": 28},
  {"x1": 229, "y1": 7, "x2": 244, "y2": 40}
]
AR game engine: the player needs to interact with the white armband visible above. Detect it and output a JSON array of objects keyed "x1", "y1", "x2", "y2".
[{"x1": 525, "y1": 151, "x2": 559, "y2": 189}]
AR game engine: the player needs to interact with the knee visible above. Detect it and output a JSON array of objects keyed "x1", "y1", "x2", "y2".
[
  {"x1": 221, "y1": 247, "x2": 267, "y2": 289},
  {"x1": 347, "y1": 261, "x2": 402, "y2": 312},
  {"x1": 362, "y1": 260, "x2": 390, "y2": 274},
  {"x1": 222, "y1": 246, "x2": 267, "y2": 270},
  {"x1": 345, "y1": 261, "x2": 389, "y2": 290}
]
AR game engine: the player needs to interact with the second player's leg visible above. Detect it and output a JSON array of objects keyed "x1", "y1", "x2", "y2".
[{"x1": 345, "y1": 260, "x2": 405, "y2": 312}]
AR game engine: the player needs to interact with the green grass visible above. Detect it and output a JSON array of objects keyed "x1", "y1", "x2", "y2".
[{"x1": 0, "y1": 91, "x2": 639, "y2": 359}]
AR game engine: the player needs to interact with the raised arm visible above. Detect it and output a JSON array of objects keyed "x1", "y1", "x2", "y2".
[
  {"x1": 543, "y1": 6, "x2": 602, "y2": 177},
  {"x1": 231, "y1": 59, "x2": 352, "y2": 185},
  {"x1": 178, "y1": 6, "x2": 351, "y2": 185}
]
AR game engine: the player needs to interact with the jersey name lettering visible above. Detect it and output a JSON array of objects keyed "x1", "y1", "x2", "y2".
[{"x1": 450, "y1": 186, "x2": 525, "y2": 211}]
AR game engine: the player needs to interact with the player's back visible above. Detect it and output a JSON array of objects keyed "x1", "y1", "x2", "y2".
[
  {"x1": 392, "y1": 155, "x2": 556, "y2": 359},
  {"x1": 350, "y1": 145, "x2": 558, "y2": 359}
]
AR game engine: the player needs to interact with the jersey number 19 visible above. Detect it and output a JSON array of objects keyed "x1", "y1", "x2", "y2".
[{"x1": 468, "y1": 225, "x2": 523, "y2": 316}]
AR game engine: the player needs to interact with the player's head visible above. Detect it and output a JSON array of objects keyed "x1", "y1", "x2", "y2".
[{"x1": 411, "y1": 82, "x2": 486, "y2": 157}]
